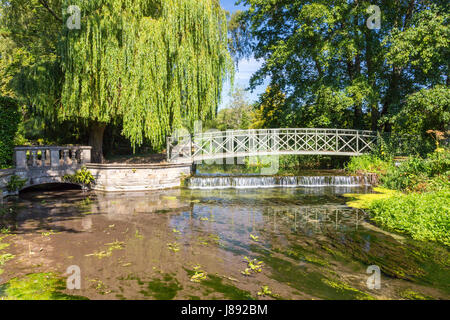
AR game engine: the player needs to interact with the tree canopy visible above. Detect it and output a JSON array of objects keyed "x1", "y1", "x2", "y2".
[
  {"x1": 61, "y1": 0, "x2": 233, "y2": 150},
  {"x1": 1, "y1": 0, "x2": 233, "y2": 162},
  {"x1": 231, "y1": 0, "x2": 449, "y2": 135}
]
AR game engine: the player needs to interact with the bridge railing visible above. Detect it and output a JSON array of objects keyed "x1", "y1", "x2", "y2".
[
  {"x1": 14, "y1": 146, "x2": 92, "y2": 170},
  {"x1": 167, "y1": 128, "x2": 378, "y2": 163}
]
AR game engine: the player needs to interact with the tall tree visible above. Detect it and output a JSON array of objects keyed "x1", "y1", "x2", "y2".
[
  {"x1": 1, "y1": 0, "x2": 233, "y2": 163},
  {"x1": 207, "y1": 86, "x2": 253, "y2": 130},
  {"x1": 232, "y1": 0, "x2": 449, "y2": 133},
  {"x1": 60, "y1": 0, "x2": 233, "y2": 162}
]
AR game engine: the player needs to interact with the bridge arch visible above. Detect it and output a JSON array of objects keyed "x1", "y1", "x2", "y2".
[
  {"x1": 167, "y1": 128, "x2": 378, "y2": 163},
  {"x1": 19, "y1": 182, "x2": 83, "y2": 193}
]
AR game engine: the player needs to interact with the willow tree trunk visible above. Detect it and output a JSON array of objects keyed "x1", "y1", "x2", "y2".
[{"x1": 89, "y1": 122, "x2": 106, "y2": 163}]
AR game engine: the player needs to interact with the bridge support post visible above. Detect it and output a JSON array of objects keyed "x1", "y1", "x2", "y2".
[
  {"x1": 50, "y1": 149, "x2": 60, "y2": 168},
  {"x1": 14, "y1": 149, "x2": 27, "y2": 169},
  {"x1": 80, "y1": 147, "x2": 92, "y2": 164}
]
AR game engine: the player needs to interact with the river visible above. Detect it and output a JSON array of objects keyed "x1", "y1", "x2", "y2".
[{"x1": 0, "y1": 176, "x2": 448, "y2": 300}]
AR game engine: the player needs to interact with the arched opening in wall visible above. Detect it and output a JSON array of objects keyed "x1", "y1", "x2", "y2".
[{"x1": 19, "y1": 183, "x2": 82, "y2": 195}]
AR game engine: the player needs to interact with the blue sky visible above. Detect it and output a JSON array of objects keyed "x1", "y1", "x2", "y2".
[{"x1": 219, "y1": 0, "x2": 269, "y2": 109}]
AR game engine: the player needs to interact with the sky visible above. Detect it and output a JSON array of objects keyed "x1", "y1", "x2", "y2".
[{"x1": 219, "y1": 0, "x2": 269, "y2": 109}]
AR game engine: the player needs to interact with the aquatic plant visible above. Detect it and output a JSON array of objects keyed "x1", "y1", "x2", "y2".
[
  {"x1": 346, "y1": 154, "x2": 393, "y2": 175},
  {"x1": 399, "y1": 289, "x2": 433, "y2": 300},
  {"x1": 135, "y1": 230, "x2": 144, "y2": 239},
  {"x1": 190, "y1": 265, "x2": 208, "y2": 283},
  {"x1": 85, "y1": 241, "x2": 125, "y2": 259},
  {"x1": 257, "y1": 285, "x2": 272, "y2": 297},
  {"x1": 89, "y1": 279, "x2": 111, "y2": 295},
  {"x1": 250, "y1": 234, "x2": 259, "y2": 242},
  {"x1": 139, "y1": 273, "x2": 183, "y2": 300},
  {"x1": 257, "y1": 285, "x2": 280, "y2": 298},
  {"x1": 41, "y1": 230, "x2": 57, "y2": 237},
  {"x1": 0, "y1": 273, "x2": 88, "y2": 300},
  {"x1": 167, "y1": 242, "x2": 180, "y2": 253},
  {"x1": 321, "y1": 279, "x2": 375, "y2": 300},
  {"x1": 241, "y1": 257, "x2": 264, "y2": 276},
  {"x1": 0, "y1": 253, "x2": 14, "y2": 266}
]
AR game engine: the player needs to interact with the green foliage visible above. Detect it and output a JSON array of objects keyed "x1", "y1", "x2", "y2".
[
  {"x1": 234, "y1": 1, "x2": 449, "y2": 132},
  {"x1": 206, "y1": 86, "x2": 253, "y2": 131},
  {"x1": 63, "y1": 166, "x2": 95, "y2": 186},
  {"x1": 61, "y1": 0, "x2": 233, "y2": 149},
  {"x1": 382, "y1": 149, "x2": 450, "y2": 192},
  {"x1": 250, "y1": 85, "x2": 287, "y2": 129},
  {"x1": 391, "y1": 86, "x2": 450, "y2": 147},
  {"x1": 0, "y1": 96, "x2": 20, "y2": 168},
  {"x1": 6, "y1": 175, "x2": 27, "y2": 192},
  {"x1": 345, "y1": 148, "x2": 450, "y2": 246},
  {"x1": 368, "y1": 191, "x2": 450, "y2": 246},
  {"x1": 346, "y1": 154, "x2": 392, "y2": 175}
]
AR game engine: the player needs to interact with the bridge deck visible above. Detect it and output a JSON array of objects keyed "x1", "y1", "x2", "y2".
[{"x1": 167, "y1": 128, "x2": 378, "y2": 163}]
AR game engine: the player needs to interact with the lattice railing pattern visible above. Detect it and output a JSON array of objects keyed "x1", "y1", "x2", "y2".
[{"x1": 167, "y1": 128, "x2": 378, "y2": 163}]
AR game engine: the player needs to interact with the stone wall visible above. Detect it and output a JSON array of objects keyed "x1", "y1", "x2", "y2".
[
  {"x1": 0, "y1": 169, "x2": 15, "y2": 198},
  {"x1": 86, "y1": 163, "x2": 192, "y2": 192}
]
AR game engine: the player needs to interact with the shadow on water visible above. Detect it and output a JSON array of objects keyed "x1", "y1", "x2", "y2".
[{"x1": 0, "y1": 185, "x2": 448, "y2": 300}]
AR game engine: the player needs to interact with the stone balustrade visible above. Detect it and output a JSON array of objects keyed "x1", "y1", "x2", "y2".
[{"x1": 14, "y1": 146, "x2": 92, "y2": 170}]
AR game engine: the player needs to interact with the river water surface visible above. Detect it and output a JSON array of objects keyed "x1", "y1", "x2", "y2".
[{"x1": 0, "y1": 183, "x2": 449, "y2": 300}]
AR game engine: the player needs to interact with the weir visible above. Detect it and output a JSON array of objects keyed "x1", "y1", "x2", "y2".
[{"x1": 185, "y1": 175, "x2": 370, "y2": 189}]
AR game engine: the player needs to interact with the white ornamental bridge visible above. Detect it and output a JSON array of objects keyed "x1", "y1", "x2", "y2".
[
  {"x1": 167, "y1": 128, "x2": 379, "y2": 163},
  {"x1": 0, "y1": 128, "x2": 378, "y2": 196}
]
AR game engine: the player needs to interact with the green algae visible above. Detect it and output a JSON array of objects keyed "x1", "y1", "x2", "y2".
[
  {"x1": 273, "y1": 246, "x2": 329, "y2": 267},
  {"x1": 258, "y1": 252, "x2": 375, "y2": 300},
  {"x1": 0, "y1": 273, "x2": 88, "y2": 300},
  {"x1": 139, "y1": 273, "x2": 182, "y2": 300},
  {"x1": 185, "y1": 269, "x2": 254, "y2": 300},
  {"x1": 321, "y1": 279, "x2": 375, "y2": 300},
  {"x1": 399, "y1": 289, "x2": 433, "y2": 300},
  {"x1": 0, "y1": 253, "x2": 14, "y2": 266}
]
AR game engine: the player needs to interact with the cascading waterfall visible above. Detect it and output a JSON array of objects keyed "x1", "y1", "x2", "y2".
[{"x1": 186, "y1": 175, "x2": 369, "y2": 189}]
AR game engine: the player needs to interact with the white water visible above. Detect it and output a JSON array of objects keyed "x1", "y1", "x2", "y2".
[{"x1": 186, "y1": 175, "x2": 369, "y2": 189}]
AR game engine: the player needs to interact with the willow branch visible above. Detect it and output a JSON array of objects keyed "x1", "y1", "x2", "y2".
[{"x1": 38, "y1": 0, "x2": 63, "y2": 23}]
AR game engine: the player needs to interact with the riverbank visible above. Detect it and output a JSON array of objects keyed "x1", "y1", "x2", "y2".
[{"x1": 344, "y1": 148, "x2": 449, "y2": 247}]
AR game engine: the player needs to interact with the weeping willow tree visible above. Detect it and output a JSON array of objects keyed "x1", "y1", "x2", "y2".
[{"x1": 60, "y1": 0, "x2": 233, "y2": 162}]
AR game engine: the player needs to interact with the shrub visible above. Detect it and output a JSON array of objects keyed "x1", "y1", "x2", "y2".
[
  {"x1": 368, "y1": 191, "x2": 450, "y2": 246},
  {"x1": 63, "y1": 166, "x2": 95, "y2": 186},
  {"x1": 381, "y1": 148, "x2": 450, "y2": 191},
  {"x1": 345, "y1": 154, "x2": 392, "y2": 175},
  {"x1": 0, "y1": 97, "x2": 21, "y2": 168}
]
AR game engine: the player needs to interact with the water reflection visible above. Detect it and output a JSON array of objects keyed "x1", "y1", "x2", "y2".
[{"x1": 0, "y1": 186, "x2": 448, "y2": 300}]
